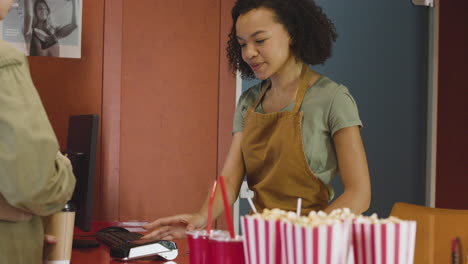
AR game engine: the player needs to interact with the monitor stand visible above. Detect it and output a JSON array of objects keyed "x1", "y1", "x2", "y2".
[{"x1": 72, "y1": 239, "x2": 100, "y2": 249}]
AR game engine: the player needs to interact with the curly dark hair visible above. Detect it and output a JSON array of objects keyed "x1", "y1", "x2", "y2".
[{"x1": 227, "y1": 0, "x2": 337, "y2": 79}]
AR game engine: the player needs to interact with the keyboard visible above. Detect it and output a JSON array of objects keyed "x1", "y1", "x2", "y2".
[
  {"x1": 96, "y1": 226, "x2": 178, "y2": 261},
  {"x1": 96, "y1": 227, "x2": 143, "y2": 246}
]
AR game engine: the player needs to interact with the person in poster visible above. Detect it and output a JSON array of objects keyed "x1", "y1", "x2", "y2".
[{"x1": 24, "y1": 0, "x2": 77, "y2": 57}]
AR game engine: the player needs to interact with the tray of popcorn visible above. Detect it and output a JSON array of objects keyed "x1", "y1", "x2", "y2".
[
  {"x1": 242, "y1": 208, "x2": 354, "y2": 264},
  {"x1": 351, "y1": 214, "x2": 416, "y2": 264}
]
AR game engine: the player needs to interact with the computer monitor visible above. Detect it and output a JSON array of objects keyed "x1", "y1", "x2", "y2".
[{"x1": 66, "y1": 114, "x2": 99, "y2": 232}]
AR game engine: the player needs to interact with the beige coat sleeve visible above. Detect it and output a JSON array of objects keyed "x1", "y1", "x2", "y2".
[{"x1": 0, "y1": 44, "x2": 76, "y2": 217}]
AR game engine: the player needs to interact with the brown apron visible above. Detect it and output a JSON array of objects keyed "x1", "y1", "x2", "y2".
[{"x1": 241, "y1": 65, "x2": 329, "y2": 215}]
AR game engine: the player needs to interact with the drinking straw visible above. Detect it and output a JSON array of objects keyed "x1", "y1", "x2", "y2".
[
  {"x1": 247, "y1": 197, "x2": 258, "y2": 214},
  {"x1": 206, "y1": 181, "x2": 217, "y2": 234},
  {"x1": 218, "y1": 175, "x2": 235, "y2": 238},
  {"x1": 296, "y1": 198, "x2": 302, "y2": 217}
]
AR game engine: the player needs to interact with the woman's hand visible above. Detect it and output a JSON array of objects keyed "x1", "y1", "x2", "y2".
[
  {"x1": 0, "y1": 193, "x2": 32, "y2": 222},
  {"x1": 142, "y1": 213, "x2": 207, "y2": 240},
  {"x1": 55, "y1": 0, "x2": 78, "y2": 39}
]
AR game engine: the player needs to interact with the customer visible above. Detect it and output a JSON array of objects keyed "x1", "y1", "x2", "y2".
[{"x1": 0, "y1": 0, "x2": 76, "y2": 263}]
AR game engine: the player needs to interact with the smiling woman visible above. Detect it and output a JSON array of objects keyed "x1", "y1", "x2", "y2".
[
  {"x1": 234, "y1": 8, "x2": 294, "y2": 82},
  {"x1": 227, "y1": 0, "x2": 337, "y2": 80},
  {"x1": 143, "y1": 0, "x2": 371, "y2": 241}
]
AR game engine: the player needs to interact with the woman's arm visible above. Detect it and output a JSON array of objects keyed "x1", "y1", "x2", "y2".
[
  {"x1": 143, "y1": 132, "x2": 246, "y2": 240},
  {"x1": 23, "y1": 0, "x2": 33, "y2": 40},
  {"x1": 324, "y1": 126, "x2": 371, "y2": 215},
  {"x1": 0, "y1": 193, "x2": 32, "y2": 222},
  {"x1": 54, "y1": 0, "x2": 77, "y2": 39},
  {"x1": 198, "y1": 132, "x2": 246, "y2": 222},
  {"x1": 0, "y1": 60, "x2": 76, "y2": 216}
]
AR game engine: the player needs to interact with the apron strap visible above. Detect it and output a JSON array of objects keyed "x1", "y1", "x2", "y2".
[
  {"x1": 292, "y1": 64, "x2": 313, "y2": 113},
  {"x1": 248, "y1": 63, "x2": 313, "y2": 113},
  {"x1": 247, "y1": 80, "x2": 271, "y2": 112}
]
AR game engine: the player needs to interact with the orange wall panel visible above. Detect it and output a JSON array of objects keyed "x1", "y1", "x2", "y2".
[
  {"x1": 218, "y1": 0, "x2": 236, "y2": 174},
  {"x1": 119, "y1": 0, "x2": 221, "y2": 220},
  {"x1": 216, "y1": 0, "x2": 236, "y2": 230},
  {"x1": 101, "y1": 0, "x2": 124, "y2": 221},
  {"x1": 26, "y1": 0, "x2": 238, "y2": 222}
]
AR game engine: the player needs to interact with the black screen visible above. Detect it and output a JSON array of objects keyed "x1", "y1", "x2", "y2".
[{"x1": 66, "y1": 114, "x2": 99, "y2": 232}]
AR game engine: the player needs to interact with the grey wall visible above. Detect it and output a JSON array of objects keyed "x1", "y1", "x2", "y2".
[{"x1": 239, "y1": 0, "x2": 429, "y2": 217}]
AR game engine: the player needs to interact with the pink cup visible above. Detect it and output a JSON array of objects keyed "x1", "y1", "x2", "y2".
[
  {"x1": 208, "y1": 231, "x2": 245, "y2": 264},
  {"x1": 186, "y1": 230, "x2": 210, "y2": 264}
]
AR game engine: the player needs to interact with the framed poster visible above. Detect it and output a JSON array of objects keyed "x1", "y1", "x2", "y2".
[{"x1": 0, "y1": 0, "x2": 82, "y2": 58}]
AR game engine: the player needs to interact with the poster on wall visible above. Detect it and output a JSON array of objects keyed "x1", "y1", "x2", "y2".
[{"x1": 0, "y1": 0, "x2": 82, "y2": 58}]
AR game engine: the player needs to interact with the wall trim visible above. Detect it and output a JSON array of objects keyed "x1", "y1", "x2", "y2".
[
  {"x1": 425, "y1": 0, "x2": 439, "y2": 207},
  {"x1": 101, "y1": 0, "x2": 123, "y2": 220}
]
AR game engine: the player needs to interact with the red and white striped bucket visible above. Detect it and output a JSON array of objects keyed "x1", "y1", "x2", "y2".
[
  {"x1": 280, "y1": 220, "x2": 352, "y2": 264},
  {"x1": 241, "y1": 216, "x2": 282, "y2": 264},
  {"x1": 351, "y1": 221, "x2": 416, "y2": 264}
]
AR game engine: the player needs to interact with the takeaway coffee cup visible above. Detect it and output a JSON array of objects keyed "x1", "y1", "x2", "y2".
[{"x1": 44, "y1": 202, "x2": 76, "y2": 264}]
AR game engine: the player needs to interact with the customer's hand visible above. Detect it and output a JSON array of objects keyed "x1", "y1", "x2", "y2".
[
  {"x1": 142, "y1": 213, "x2": 206, "y2": 240},
  {"x1": 0, "y1": 193, "x2": 32, "y2": 222},
  {"x1": 57, "y1": 151, "x2": 72, "y2": 167},
  {"x1": 43, "y1": 234, "x2": 57, "y2": 263}
]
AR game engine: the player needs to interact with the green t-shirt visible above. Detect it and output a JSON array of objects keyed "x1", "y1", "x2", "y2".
[{"x1": 233, "y1": 76, "x2": 362, "y2": 198}]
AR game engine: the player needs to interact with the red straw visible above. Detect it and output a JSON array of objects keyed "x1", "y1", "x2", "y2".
[
  {"x1": 218, "y1": 175, "x2": 235, "y2": 238},
  {"x1": 206, "y1": 181, "x2": 217, "y2": 234}
]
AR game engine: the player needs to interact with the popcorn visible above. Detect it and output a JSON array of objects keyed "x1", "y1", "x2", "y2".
[
  {"x1": 243, "y1": 208, "x2": 354, "y2": 264},
  {"x1": 253, "y1": 208, "x2": 289, "y2": 221},
  {"x1": 242, "y1": 208, "x2": 416, "y2": 264},
  {"x1": 353, "y1": 213, "x2": 404, "y2": 224},
  {"x1": 351, "y1": 214, "x2": 416, "y2": 264}
]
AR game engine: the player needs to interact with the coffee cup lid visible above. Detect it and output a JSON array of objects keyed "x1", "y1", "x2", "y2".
[{"x1": 62, "y1": 202, "x2": 76, "y2": 212}]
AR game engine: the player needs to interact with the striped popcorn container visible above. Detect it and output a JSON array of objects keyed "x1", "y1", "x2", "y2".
[
  {"x1": 280, "y1": 220, "x2": 352, "y2": 264},
  {"x1": 351, "y1": 221, "x2": 417, "y2": 264},
  {"x1": 241, "y1": 216, "x2": 282, "y2": 264}
]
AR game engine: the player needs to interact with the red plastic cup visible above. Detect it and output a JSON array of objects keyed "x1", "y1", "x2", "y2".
[
  {"x1": 186, "y1": 230, "x2": 210, "y2": 264},
  {"x1": 208, "y1": 231, "x2": 245, "y2": 264}
]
